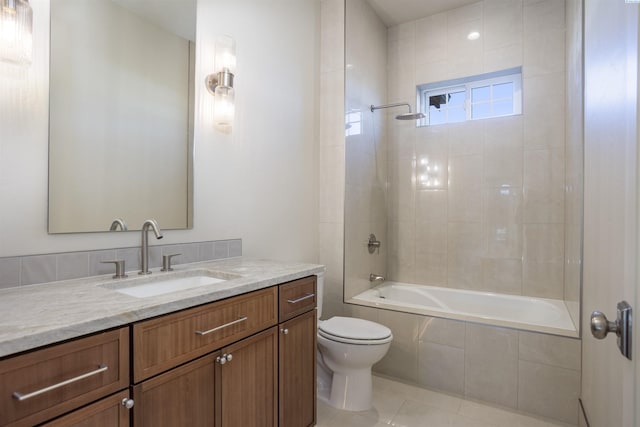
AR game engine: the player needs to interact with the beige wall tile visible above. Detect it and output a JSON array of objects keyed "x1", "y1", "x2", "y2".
[
  {"x1": 523, "y1": 148, "x2": 565, "y2": 223},
  {"x1": 319, "y1": 145, "x2": 346, "y2": 223},
  {"x1": 415, "y1": 221, "x2": 448, "y2": 285},
  {"x1": 321, "y1": 0, "x2": 345, "y2": 74},
  {"x1": 518, "y1": 360, "x2": 580, "y2": 424},
  {"x1": 523, "y1": 223, "x2": 564, "y2": 262},
  {"x1": 483, "y1": 115, "x2": 523, "y2": 151},
  {"x1": 483, "y1": 43, "x2": 523, "y2": 73},
  {"x1": 448, "y1": 222, "x2": 483, "y2": 289},
  {"x1": 415, "y1": 12, "x2": 447, "y2": 65},
  {"x1": 448, "y1": 121, "x2": 484, "y2": 157},
  {"x1": 524, "y1": 0, "x2": 566, "y2": 35},
  {"x1": 483, "y1": 147, "x2": 523, "y2": 188},
  {"x1": 481, "y1": 258, "x2": 523, "y2": 294},
  {"x1": 482, "y1": 188, "x2": 523, "y2": 259},
  {"x1": 524, "y1": 29, "x2": 566, "y2": 77},
  {"x1": 387, "y1": 155, "x2": 416, "y2": 223},
  {"x1": 523, "y1": 72, "x2": 566, "y2": 150},
  {"x1": 416, "y1": 187, "x2": 448, "y2": 224},
  {"x1": 448, "y1": 155, "x2": 483, "y2": 222},
  {"x1": 483, "y1": 0, "x2": 523, "y2": 51},
  {"x1": 465, "y1": 324, "x2": 519, "y2": 408},
  {"x1": 523, "y1": 260, "x2": 564, "y2": 299},
  {"x1": 388, "y1": 220, "x2": 416, "y2": 283}
]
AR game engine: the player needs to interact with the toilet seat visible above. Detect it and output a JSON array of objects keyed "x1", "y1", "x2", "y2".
[{"x1": 318, "y1": 316, "x2": 392, "y2": 345}]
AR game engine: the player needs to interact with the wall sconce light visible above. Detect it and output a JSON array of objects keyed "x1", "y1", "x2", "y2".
[
  {"x1": 0, "y1": 0, "x2": 32, "y2": 65},
  {"x1": 205, "y1": 36, "x2": 236, "y2": 132}
]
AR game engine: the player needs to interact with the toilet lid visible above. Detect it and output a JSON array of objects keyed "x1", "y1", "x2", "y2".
[{"x1": 318, "y1": 316, "x2": 392, "y2": 341}]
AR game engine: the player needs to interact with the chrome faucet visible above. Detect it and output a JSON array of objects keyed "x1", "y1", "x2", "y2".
[
  {"x1": 369, "y1": 273, "x2": 385, "y2": 283},
  {"x1": 139, "y1": 219, "x2": 163, "y2": 275}
]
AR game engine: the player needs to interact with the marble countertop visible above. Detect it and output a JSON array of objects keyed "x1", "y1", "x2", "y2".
[{"x1": 0, "y1": 257, "x2": 324, "y2": 358}]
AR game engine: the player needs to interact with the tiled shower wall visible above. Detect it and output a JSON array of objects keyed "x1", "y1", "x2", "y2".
[
  {"x1": 343, "y1": 0, "x2": 388, "y2": 300},
  {"x1": 0, "y1": 239, "x2": 241, "y2": 289},
  {"x1": 384, "y1": 0, "x2": 573, "y2": 302},
  {"x1": 329, "y1": 0, "x2": 583, "y2": 425}
]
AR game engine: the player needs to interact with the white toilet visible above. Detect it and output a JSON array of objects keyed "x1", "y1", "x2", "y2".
[{"x1": 315, "y1": 272, "x2": 393, "y2": 411}]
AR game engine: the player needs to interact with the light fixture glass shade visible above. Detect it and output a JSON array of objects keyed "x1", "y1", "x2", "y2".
[
  {"x1": 213, "y1": 85, "x2": 235, "y2": 129},
  {"x1": 0, "y1": 0, "x2": 32, "y2": 65},
  {"x1": 214, "y1": 35, "x2": 236, "y2": 74}
]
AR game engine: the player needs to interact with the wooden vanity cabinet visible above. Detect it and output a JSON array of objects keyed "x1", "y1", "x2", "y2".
[
  {"x1": 131, "y1": 286, "x2": 280, "y2": 427},
  {"x1": 278, "y1": 276, "x2": 317, "y2": 427},
  {"x1": 0, "y1": 328, "x2": 130, "y2": 427}
]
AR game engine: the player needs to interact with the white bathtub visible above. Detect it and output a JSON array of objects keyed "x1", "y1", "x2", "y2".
[{"x1": 350, "y1": 282, "x2": 578, "y2": 337}]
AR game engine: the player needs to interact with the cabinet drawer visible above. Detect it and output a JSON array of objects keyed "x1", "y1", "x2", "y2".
[
  {"x1": 42, "y1": 390, "x2": 131, "y2": 427},
  {"x1": 133, "y1": 286, "x2": 278, "y2": 382},
  {"x1": 0, "y1": 328, "x2": 129, "y2": 427},
  {"x1": 279, "y1": 276, "x2": 317, "y2": 322}
]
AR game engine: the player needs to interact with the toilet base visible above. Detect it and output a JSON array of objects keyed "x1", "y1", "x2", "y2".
[{"x1": 327, "y1": 368, "x2": 373, "y2": 412}]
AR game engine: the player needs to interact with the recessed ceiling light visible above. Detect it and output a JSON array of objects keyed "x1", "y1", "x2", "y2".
[{"x1": 467, "y1": 31, "x2": 480, "y2": 40}]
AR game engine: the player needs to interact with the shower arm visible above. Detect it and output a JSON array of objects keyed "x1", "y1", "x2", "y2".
[{"x1": 370, "y1": 102, "x2": 413, "y2": 113}]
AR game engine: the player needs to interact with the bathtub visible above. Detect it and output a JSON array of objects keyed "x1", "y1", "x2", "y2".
[{"x1": 350, "y1": 282, "x2": 578, "y2": 337}]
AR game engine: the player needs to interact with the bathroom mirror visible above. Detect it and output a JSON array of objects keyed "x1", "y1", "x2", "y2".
[{"x1": 48, "y1": 0, "x2": 196, "y2": 233}]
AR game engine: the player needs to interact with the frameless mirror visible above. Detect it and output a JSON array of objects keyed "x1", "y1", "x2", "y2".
[{"x1": 48, "y1": 0, "x2": 196, "y2": 233}]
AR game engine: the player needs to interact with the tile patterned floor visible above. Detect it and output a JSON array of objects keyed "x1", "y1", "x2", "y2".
[{"x1": 316, "y1": 375, "x2": 573, "y2": 427}]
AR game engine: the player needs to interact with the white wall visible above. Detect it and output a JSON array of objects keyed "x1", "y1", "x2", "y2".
[{"x1": 0, "y1": 0, "x2": 320, "y2": 263}]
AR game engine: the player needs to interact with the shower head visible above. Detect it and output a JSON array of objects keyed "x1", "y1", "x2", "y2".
[
  {"x1": 370, "y1": 102, "x2": 424, "y2": 121},
  {"x1": 395, "y1": 112, "x2": 426, "y2": 120}
]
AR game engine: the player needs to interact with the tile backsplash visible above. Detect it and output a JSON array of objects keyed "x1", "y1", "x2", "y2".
[{"x1": 0, "y1": 239, "x2": 242, "y2": 289}]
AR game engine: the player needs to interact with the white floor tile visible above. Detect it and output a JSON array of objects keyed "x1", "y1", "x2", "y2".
[{"x1": 316, "y1": 375, "x2": 573, "y2": 427}]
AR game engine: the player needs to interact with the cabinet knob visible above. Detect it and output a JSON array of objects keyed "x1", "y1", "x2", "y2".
[
  {"x1": 281, "y1": 328, "x2": 289, "y2": 335},
  {"x1": 121, "y1": 398, "x2": 134, "y2": 409},
  {"x1": 216, "y1": 353, "x2": 233, "y2": 364}
]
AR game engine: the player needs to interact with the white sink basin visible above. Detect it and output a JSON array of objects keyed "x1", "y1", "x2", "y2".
[{"x1": 104, "y1": 273, "x2": 232, "y2": 298}]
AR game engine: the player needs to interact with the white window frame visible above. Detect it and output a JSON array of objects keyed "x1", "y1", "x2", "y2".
[{"x1": 417, "y1": 67, "x2": 522, "y2": 126}]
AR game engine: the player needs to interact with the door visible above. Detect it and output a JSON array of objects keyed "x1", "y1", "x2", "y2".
[
  {"x1": 279, "y1": 310, "x2": 317, "y2": 427},
  {"x1": 582, "y1": 1, "x2": 639, "y2": 426},
  {"x1": 132, "y1": 353, "x2": 217, "y2": 427},
  {"x1": 217, "y1": 327, "x2": 278, "y2": 427}
]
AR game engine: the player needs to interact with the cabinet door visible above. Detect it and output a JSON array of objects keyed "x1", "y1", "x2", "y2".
[
  {"x1": 279, "y1": 311, "x2": 316, "y2": 427},
  {"x1": 218, "y1": 327, "x2": 278, "y2": 427},
  {"x1": 41, "y1": 390, "x2": 130, "y2": 427},
  {"x1": 133, "y1": 353, "x2": 217, "y2": 427}
]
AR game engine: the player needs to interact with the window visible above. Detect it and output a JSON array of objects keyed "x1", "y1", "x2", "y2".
[{"x1": 417, "y1": 67, "x2": 522, "y2": 126}]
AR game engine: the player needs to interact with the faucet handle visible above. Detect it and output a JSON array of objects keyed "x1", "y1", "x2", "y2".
[
  {"x1": 102, "y1": 260, "x2": 127, "y2": 279},
  {"x1": 161, "y1": 254, "x2": 181, "y2": 272}
]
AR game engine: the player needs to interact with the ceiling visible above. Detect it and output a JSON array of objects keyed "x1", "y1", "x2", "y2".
[{"x1": 367, "y1": 0, "x2": 480, "y2": 27}]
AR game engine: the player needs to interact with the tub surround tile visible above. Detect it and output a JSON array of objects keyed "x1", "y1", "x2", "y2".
[
  {"x1": 518, "y1": 331, "x2": 581, "y2": 371},
  {"x1": 464, "y1": 324, "x2": 519, "y2": 408},
  {"x1": 419, "y1": 317, "x2": 466, "y2": 348},
  {"x1": 418, "y1": 341, "x2": 465, "y2": 395},
  {"x1": 375, "y1": 310, "x2": 420, "y2": 383},
  {"x1": 518, "y1": 361, "x2": 580, "y2": 424}
]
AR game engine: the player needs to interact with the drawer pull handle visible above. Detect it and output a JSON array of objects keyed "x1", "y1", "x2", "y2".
[
  {"x1": 287, "y1": 293, "x2": 315, "y2": 304},
  {"x1": 13, "y1": 364, "x2": 108, "y2": 401},
  {"x1": 195, "y1": 316, "x2": 248, "y2": 336}
]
